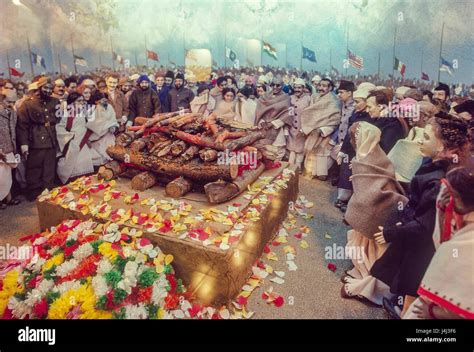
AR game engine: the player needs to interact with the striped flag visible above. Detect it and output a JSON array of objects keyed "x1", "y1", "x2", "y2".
[
  {"x1": 9, "y1": 67, "x2": 25, "y2": 77},
  {"x1": 262, "y1": 41, "x2": 278, "y2": 60},
  {"x1": 439, "y1": 57, "x2": 453, "y2": 75},
  {"x1": 347, "y1": 50, "x2": 363, "y2": 70},
  {"x1": 74, "y1": 55, "x2": 87, "y2": 67},
  {"x1": 393, "y1": 57, "x2": 406, "y2": 76},
  {"x1": 31, "y1": 52, "x2": 46, "y2": 68},
  {"x1": 147, "y1": 50, "x2": 159, "y2": 61}
]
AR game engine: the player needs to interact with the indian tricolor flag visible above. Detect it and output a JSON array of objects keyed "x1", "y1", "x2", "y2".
[
  {"x1": 262, "y1": 41, "x2": 278, "y2": 60},
  {"x1": 394, "y1": 57, "x2": 406, "y2": 77}
]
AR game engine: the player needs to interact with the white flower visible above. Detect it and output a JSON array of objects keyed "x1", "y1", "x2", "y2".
[
  {"x1": 8, "y1": 297, "x2": 32, "y2": 319},
  {"x1": 103, "y1": 230, "x2": 121, "y2": 243},
  {"x1": 107, "y1": 223, "x2": 119, "y2": 233},
  {"x1": 26, "y1": 254, "x2": 45, "y2": 273},
  {"x1": 92, "y1": 275, "x2": 109, "y2": 297},
  {"x1": 55, "y1": 259, "x2": 79, "y2": 278},
  {"x1": 72, "y1": 243, "x2": 93, "y2": 261},
  {"x1": 54, "y1": 280, "x2": 81, "y2": 294},
  {"x1": 151, "y1": 275, "x2": 169, "y2": 306},
  {"x1": 32, "y1": 237, "x2": 47, "y2": 246},
  {"x1": 117, "y1": 261, "x2": 138, "y2": 294},
  {"x1": 37, "y1": 279, "x2": 54, "y2": 295},
  {"x1": 96, "y1": 258, "x2": 113, "y2": 275},
  {"x1": 24, "y1": 288, "x2": 43, "y2": 308},
  {"x1": 124, "y1": 304, "x2": 148, "y2": 319}
]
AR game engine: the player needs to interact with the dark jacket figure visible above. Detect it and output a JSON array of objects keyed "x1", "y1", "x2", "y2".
[
  {"x1": 16, "y1": 80, "x2": 60, "y2": 200},
  {"x1": 371, "y1": 117, "x2": 406, "y2": 154},
  {"x1": 157, "y1": 85, "x2": 171, "y2": 113},
  {"x1": 338, "y1": 110, "x2": 372, "y2": 190},
  {"x1": 371, "y1": 159, "x2": 449, "y2": 297},
  {"x1": 167, "y1": 73, "x2": 195, "y2": 112},
  {"x1": 128, "y1": 75, "x2": 161, "y2": 124}
]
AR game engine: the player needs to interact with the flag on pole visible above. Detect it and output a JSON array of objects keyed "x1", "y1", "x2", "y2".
[
  {"x1": 31, "y1": 52, "x2": 46, "y2": 68},
  {"x1": 262, "y1": 41, "x2": 278, "y2": 60},
  {"x1": 347, "y1": 50, "x2": 363, "y2": 69},
  {"x1": 113, "y1": 51, "x2": 124, "y2": 64},
  {"x1": 225, "y1": 47, "x2": 237, "y2": 63},
  {"x1": 421, "y1": 72, "x2": 430, "y2": 81},
  {"x1": 393, "y1": 57, "x2": 406, "y2": 76},
  {"x1": 331, "y1": 65, "x2": 340, "y2": 76},
  {"x1": 9, "y1": 67, "x2": 25, "y2": 77},
  {"x1": 302, "y1": 46, "x2": 316, "y2": 62},
  {"x1": 169, "y1": 60, "x2": 176, "y2": 67},
  {"x1": 74, "y1": 55, "x2": 88, "y2": 67},
  {"x1": 147, "y1": 50, "x2": 159, "y2": 61},
  {"x1": 439, "y1": 57, "x2": 453, "y2": 75}
]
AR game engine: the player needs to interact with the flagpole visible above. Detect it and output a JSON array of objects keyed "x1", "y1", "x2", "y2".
[
  {"x1": 134, "y1": 51, "x2": 138, "y2": 67},
  {"x1": 329, "y1": 47, "x2": 332, "y2": 71},
  {"x1": 420, "y1": 49, "x2": 423, "y2": 78},
  {"x1": 285, "y1": 43, "x2": 288, "y2": 69},
  {"x1": 377, "y1": 52, "x2": 381, "y2": 77},
  {"x1": 391, "y1": 25, "x2": 397, "y2": 87},
  {"x1": 345, "y1": 30, "x2": 349, "y2": 76},
  {"x1": 58, "y1": 53, "x2": 62, "y2": 76},
  {"x1": 26, "y1": 35, "x2": 34, "y2": 77},
  {"x1": 145, "y1": 35, "x2": 149, "y2": 68},
  {"x1": 71, "y1": 33, "x2": 77, "y2": 74},
  {"x1": 260, "y1": 34, "x2": 263, "y2": 68},
  {"x1": 437, "y1": 22, "x2": 445, "y2": 83},
  {"x1": 110, "y1": 36, "x2": 115, "y2": 71},
  {"x1": 6, "y1": 50, "x2": 12, "y2": 80},
  {"x1": 99, "y1": 52, "x2": 102, "y2": 69},
  {"x1": 224, "y1": 23, "x2": 227, "y2": 68},
  {"x1": 300, "y1": 33, "x2": 303, "y2": 71}
]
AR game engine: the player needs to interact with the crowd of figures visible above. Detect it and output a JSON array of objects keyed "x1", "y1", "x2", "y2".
[{"x1": 0, "y1": 65, "x2": 473, "y2": 319}]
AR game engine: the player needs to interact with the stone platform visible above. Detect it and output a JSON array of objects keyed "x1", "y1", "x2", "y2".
[{"x1": 37, "y1": 163, "x2": 298, "y2": 306}]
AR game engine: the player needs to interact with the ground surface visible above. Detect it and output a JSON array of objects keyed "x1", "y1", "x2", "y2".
[{"x1": 0, "y1": 177, "x2": 385, "y2": 319}]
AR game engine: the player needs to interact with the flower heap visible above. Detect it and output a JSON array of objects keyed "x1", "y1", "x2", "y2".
[
  {"x1": 0, "y1": 220, "x2": 189, "y2": 319},
  {"x1": 36, "y1": 168, "x2": 296, "y2": 252}
]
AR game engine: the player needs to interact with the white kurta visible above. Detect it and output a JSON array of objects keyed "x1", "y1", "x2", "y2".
[
  {"x1": 87, "y1": 104, "x2": 119, "y2": 167},
  {"x1": 56, "y1": 109, "x2": 97, "y2": 184},
  {"x1": 0, "y1": 153, "x2": 18, "y2": 200}
]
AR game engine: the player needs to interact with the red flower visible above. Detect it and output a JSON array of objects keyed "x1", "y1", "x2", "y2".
[
  {"x1": 137, "y1": 286, "x2": 153, "y2": 303},
  {"x1": 188, "y1": 303, "x2": 202, "y2": 318},
  {"x1": 58, "y1": 253, "x2": 101, "y2": 283},
  {"x1": 263, "y1": 245, "x2": 271, "y2": 254},
  {"x1": 166, "y1": 274, "x2": 177, "y2": 294},
  {"x1": 237, "y1": 296, "x2": 248, "y2": 306},
  {"x1": 159, "y1": 219, "x2": 172, "y2": 233},
  {"x1": 33, "y1": 299, "x2": 48, "y2": 319},
  {"x1": 63, "y1": 242, "x2": 79, "y2": 258},
  {"x1": 164, "y1": 294, "x2": 180, "y2": 310},
  {"x1": 327, "y1": 263, "x2": 337, "y2": 272},
  {"x1": 1, "y1": 307, "x2": 14, "y2": 320},
  {"x1": 273, "y1": 296, "x2": 284, "y2": 307}
]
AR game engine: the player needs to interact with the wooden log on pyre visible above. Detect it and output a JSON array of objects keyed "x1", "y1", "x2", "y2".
[
  {"x1": 106, "y1": 144, "x2": 238, "y2": 182},
  {"x1": 204, "y1": 163, "x2": 265, "y2": 203},
  {"x1": 165, "y1": 177, "x2": 193, "y2": 198},
  {"x1": 131, "y1": 171, "x2": 158, "y2": 191},
  {"x1": 199, "y1": 148, "x2": 218, "y2": 162},
  {"x1": 182, "y1": 145, "x2": 201, "y2": 161},
  {"x1": 97, "y1": 160, "x2": 125, "y2": 181}
]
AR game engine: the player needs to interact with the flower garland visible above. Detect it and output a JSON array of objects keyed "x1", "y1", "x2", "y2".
[{"x1": 0, "y1": 219, "x2": 189, "y2": 319}]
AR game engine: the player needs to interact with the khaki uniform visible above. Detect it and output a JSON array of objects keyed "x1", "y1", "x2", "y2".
[{"x1": 16, "y1": 96, "x2": 60, "y2": 199}]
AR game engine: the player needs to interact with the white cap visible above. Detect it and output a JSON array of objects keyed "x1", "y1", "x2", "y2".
[
  {"x1": 129, "y1": 74, "x2": 140, "y2": 81},
  {"x1": 54, "y1": 79, "x2": 65, "y2": 86},
  {"x1": 395, "y1": 86, "x2": 410, "y2": 96},
  {"x1": 311, "y1": 75, "x2": 322, "y2": 83},
  {"x1": 353, "y1": 88, "x2": 371, "y2": 99},
  {"x1": 358, "y1": 82, "x2": 376, "y2": 91},
  {"x1": 293, "y1": 78, "x2": 306, "y2": 87}
]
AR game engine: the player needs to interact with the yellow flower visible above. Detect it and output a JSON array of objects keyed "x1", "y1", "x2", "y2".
[
  {"x1": 157, "y1": 307, "x2": 166, "y2": 319},
  {"x1": 98, "y1": 242, "x2": 119, "y2": 262},
  {"x1": 0, "y1": 269, "x2": 22, "y2": 316},
  {"x1": 42, "y1": 253, "x2": 65, "y2": 273}
]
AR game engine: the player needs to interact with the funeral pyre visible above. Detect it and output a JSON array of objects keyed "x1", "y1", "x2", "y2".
[{"x1": 102, "y1": 111, "x2": 270, "y2": 203}]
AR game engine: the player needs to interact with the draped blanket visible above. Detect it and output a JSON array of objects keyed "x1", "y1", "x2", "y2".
[
  {"x1": 255, "y1": 92, "x2": 291, "y2": 144},
  {"x1": 417, "y1": 221, "x2": 474, "y2": 319},
  {"x1": 345, "y1": 145, "x2": 409, "y2": 238},
  {"x1": 300, "y1": 93, "x2": 341, "y2": 154}
]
